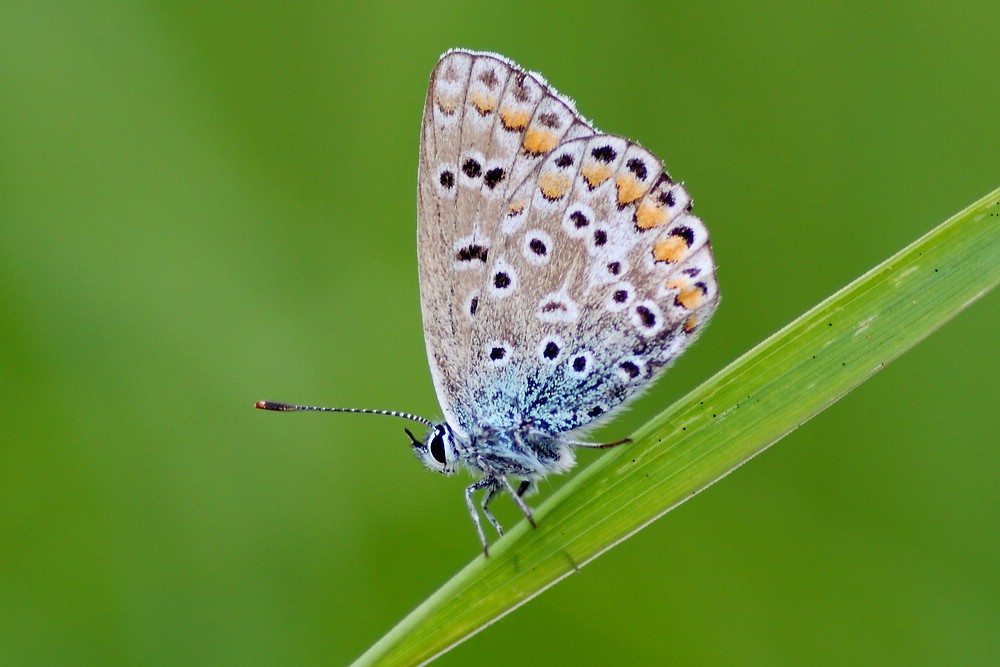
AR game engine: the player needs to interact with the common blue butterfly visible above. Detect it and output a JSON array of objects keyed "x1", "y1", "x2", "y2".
[{"x1": 258, "y1": 49, "x2": 719, "y2": 556}]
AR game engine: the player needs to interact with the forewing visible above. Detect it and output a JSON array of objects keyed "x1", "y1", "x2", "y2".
[{"x1": 417, "y1": 49, "x2": 594, "y2": 432}]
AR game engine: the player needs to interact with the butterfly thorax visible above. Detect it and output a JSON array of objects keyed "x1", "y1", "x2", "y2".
[{"x1": 413, "y1": 421, "x2": 575, "y2": 480}]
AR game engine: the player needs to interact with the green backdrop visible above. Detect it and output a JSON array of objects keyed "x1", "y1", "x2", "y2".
[{"x1": 1, "y1": 1, "x2": 997, "y2": 665}]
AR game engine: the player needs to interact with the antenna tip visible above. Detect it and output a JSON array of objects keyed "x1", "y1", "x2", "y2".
[{"x1": 256, "y1": 400, "x2": 292, "y2": 411}]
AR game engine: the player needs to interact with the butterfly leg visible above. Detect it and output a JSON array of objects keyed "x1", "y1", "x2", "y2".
[
  {"x1": 501, "y1": 476, "x2": 536, "y2": 528},
  {"x1": 481, "y1": 481, "x2": 505, "y2": 538},
  {"x1": 466, "y1": 477, "x2": 497, "y2": 557}
]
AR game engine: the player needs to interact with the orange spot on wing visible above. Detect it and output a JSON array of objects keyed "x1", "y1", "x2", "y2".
[
  {"x1": 636, "y1": 199, "x2": 668, "y2": 229},
  {"x1": 436, "y1": 95, "x2": 460, "y2": 115},
  {"x1": 470, "y1": 90, "x2": 496, "y2": 115},
  {"x1": 654, "y1": 236, "x2": 687, "y2": 263},
  {"x1": 581, "y1": 161, "x2": 612, "y2": 188},
  {"x1": 523, "y1": 127, "x2": 559, "y2": 155},
  {"x1": 538, "y1": 172, "x2": 571, "y2": 200},
  {"x1": 616, "y1": 173, "x2": 648, "y2": 206},
  {"x1": 666, "y1": 278, "x2": 688, "y2": 291},
  {"x1": 683, "y1": 314, "x2": 700, "y2": 333},
  {"x1": 500, "y1": 107, "x2": 530, "y2": 130},
  {"x1": 676, "y1": 286, "x2": 705, "y2": 310},
  {"x1": 507, "y1": 199, "x2": 527, "y2": 216}
]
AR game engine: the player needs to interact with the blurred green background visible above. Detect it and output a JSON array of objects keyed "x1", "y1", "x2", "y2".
[{"x1": 1, "y1": 1, "x2": 997, "y2": 665}]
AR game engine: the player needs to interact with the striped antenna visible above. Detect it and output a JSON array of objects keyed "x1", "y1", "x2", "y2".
[{"x1": 255, "y1": 400, "x2": 434, "y2": 427}]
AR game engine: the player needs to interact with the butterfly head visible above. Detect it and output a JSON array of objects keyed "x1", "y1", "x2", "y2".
[{"x1": 406, "y1": 423, "x2": 459, "y2": 475}]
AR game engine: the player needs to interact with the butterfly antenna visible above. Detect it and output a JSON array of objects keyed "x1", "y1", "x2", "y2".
[{"x1": 255, "y1": 401, "x2": 434, "y2": 427}]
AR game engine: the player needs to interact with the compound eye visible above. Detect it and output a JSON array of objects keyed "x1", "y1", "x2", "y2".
[{"x1": 429, "y1": 432, "x2": 447, "y2": 465}]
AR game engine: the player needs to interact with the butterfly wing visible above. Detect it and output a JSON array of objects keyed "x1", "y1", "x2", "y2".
[
  {"x1": 417, "y1": 50, "x2": 594, "y2": 433},
  {"x1": 464, "y1": 132, "x2": 719, "y2": 435}
]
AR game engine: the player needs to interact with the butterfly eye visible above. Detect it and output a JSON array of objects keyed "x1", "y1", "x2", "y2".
[
  {"x1": 429, "y1": 432, "x2": 447, "y2": 464},
  {"x1": 410, "y1": 424, "x2": 457, "y2": 474}
]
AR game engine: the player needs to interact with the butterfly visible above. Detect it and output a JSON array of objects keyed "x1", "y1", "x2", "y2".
[{"x1": 257, "y1": 49, "x2": 719, "y2": 556}]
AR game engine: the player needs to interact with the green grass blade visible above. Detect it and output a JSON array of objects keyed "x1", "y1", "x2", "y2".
[{"x1": 354, "y1": 187, "x2": 1000, "y2": 667}]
